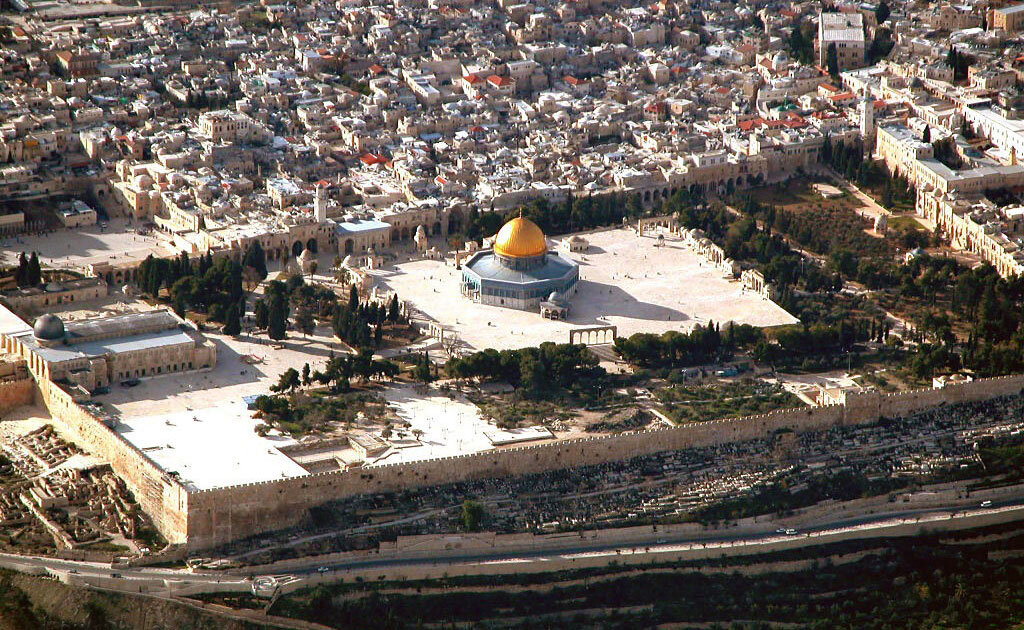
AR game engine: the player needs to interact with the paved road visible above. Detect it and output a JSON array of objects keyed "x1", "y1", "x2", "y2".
[
  {"x1": 0, "y1": 551, "x2": 246, "y2": 590},
  {"x1": 276, "y1": 497, "x2": 1024, "y2": 577},
  {"x1": 3, "y1": 497, "x2": 1023, "y2": 598}
]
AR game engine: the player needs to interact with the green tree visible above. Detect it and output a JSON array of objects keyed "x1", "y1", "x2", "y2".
[
  {"x1": 242, "y1": 241, "x2": 268, "y2": 280},
  {"x1": 413, "y1": 352, "x2": 434, "y2": 384},
  {"x1": 348, "y1": 284, "x2": 359, "y2": 310},
  {"x1": 461, "y1": 500, "x2": 484, "y2": 531},
  {"x1": 271, "y1": 367, "x2": 301, "y2": 394},
  {"x1": 14, "y1": 252, "x2": 27, "y2": 287},
  {"x1": 875, "y1": 0, "x2": 890, "y2": 24},
  {"x1": 301, "y1": 362, "x2": 311, "y2": 386},
  {"x1": 223, "y1": 302, "x2": 241, "y2": 336},
  {"x1": 826, "y1": 43, "x2": 839, "y2": 78},
  {"x1": 27, "y1": 252, "x2": 41, "y2": 286},
  {"x1": 268, "y1": 293, "x2": 289, "y2": 341},
  {"x1": 295, "y1": 306, "x2": 316, "y2": 337},
  {"x1": 254, "y1": 298, "x2": 269, "y2": 329},
  {"x1": 923, "y1": 125, "x2": 931, "y2": 143},
  {"x1": 881, "y1": 180, "x2": 894, "y2": 209},
  {"x1": 388, "y1": 293, "x2": 400, "y2": 322}
]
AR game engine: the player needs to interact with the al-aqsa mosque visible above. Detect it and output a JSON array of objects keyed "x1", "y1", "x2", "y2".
[{"x1": 460, "y1": 215, "x2": 579, "y2": 315}]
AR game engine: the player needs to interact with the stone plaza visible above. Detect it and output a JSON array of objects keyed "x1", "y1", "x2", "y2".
[{"x1": 374, "y1": 227, "x2": 799, "y2": 352}]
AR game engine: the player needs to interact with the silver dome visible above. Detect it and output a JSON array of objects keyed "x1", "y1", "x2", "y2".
[{"x1": 33, "y1": 314, "x2": 65, "y2": 341}]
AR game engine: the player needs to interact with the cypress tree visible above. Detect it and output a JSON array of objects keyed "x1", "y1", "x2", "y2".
[
  {"x1": 223, "y1": 303, "x2": 241, "y2": 336},
  {"x1": 27, "y1": 252, "x2": 41, "y2": 287},
  {"x1": 14, "y1": 252, "x2": 27, "y2": 288},
  {"x1": 268, "y1": 293, "x2": 289, "y2": 341}
]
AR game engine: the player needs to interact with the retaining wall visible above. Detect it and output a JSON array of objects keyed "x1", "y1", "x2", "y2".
[
  {"x1": 33, "y1": 368, "x2": 1024, "y2": 550},
  {"x1": 183, "y1": 374, "x2": 1024, "y2": 550}
]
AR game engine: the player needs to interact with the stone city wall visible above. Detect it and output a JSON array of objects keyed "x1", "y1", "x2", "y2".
[
  {"x1": 0, "y1": 378, "x2": 36, "y2": 415},
  {"x1": 184, "y1": 374, "x2": 1024, "y2": 550},
  {"x1": 35, "y1": 379, "x2": 189, "y2": 544}
]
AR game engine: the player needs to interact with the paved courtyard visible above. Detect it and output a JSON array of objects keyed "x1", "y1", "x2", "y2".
[
  {"x1": 0, "y1": 218, "x2": 174, "y2": 269},
  {"x1": 372, "y1": 227, "x2": 798, "y2": 352},
  {"x1": 98, "y1": 325, "x2": 341, "y2": 418},
  {"x1": 370, "y1": 385, "x2": 552, "y2": 466}
]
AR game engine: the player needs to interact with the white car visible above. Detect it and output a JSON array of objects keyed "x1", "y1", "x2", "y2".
[
  {"x1": 316, "y1": 567, "x2": 330, "y2": 573},
  {"x1": 981, "y1": 500, "x2": 993, "y2": 508},
  {"x1": 785, "y1": 528, "x2": 798, "y2": 535}
]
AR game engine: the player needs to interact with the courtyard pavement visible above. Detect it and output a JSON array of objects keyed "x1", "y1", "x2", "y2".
[{"x1": 372, "y1": 227, "x2": 798, "y2": 352}]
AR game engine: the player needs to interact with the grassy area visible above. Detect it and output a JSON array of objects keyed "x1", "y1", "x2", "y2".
[
  {"x1": 254, "y1": 388, "x2": 391, "y2": 436},
  {"x1": 746, "y1": 179, "x2": 858, "y2": 211},
  {"x1": 655, "y1": 378, "x2": 803, "y2": 424},
  {"x1": 467, "y1": 391, "x2": 577, "y2": 429},
  {"x1": 887, "y1": 215, "x2": 926, "y2": 231}
]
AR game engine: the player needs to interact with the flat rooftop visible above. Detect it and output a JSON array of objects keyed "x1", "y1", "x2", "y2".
[{"x1": 114, "y1": 401, "x2": 307, "y2": 491}]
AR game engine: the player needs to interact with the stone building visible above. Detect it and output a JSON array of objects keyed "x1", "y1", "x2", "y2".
[
  {"x1": 1, "y1": 277, "x2": 107, "y2": 316},
  {"x1": 2, "y1": 309, "x2": 216, "y2": 393},
  {"x1": 817, "y1": 13, "x2": 865, "y2": 71},
  {"x1": 992, "y1": 3, "x2": 1024, "y2": 32}
]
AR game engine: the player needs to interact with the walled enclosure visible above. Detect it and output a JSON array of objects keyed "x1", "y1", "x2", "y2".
[
  {"x1": 182, "y1": 374, "x2": 1024, "y2": 550},
  {"x1": 23, "y1": 372, "x2": 1024, "y2": 550}
]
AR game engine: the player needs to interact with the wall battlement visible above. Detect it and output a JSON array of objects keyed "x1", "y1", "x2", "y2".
[{"x1": 31, "y1": 370, "x2": 1024, "y2": 551}]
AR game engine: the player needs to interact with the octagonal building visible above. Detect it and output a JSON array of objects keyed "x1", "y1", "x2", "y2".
[{"x1": 461, "y1": 216, "x2": 579, "y2": 312}]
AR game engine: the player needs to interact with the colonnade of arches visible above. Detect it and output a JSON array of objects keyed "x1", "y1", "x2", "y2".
[
  {"x1": 569, "y1": 325, "x2": 617, "y2": 345},
  {"x1": 638, "y1": 174, "x2": 767, "y2": 206}
]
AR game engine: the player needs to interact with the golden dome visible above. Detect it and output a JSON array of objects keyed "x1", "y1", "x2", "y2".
[{"x1": 493, "y1": 216, "x2": 547, "y2": 258}]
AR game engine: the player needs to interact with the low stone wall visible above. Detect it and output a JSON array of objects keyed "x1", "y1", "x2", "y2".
[{"x1": 280, "y1": 504, "x2": 1024, "y2": 587}]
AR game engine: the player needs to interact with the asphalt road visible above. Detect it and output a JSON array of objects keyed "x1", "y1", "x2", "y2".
[
  {"x1": 3, "y1": 497, "x2": 1023, "y2": 596},
  {"x1": 284, "y1": 497, "x2": 1024, "y2": 576}
]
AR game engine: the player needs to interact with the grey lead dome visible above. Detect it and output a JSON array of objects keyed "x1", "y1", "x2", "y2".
[{"x1": 33, "y1": 313, "x2": 65, "y2": 340}]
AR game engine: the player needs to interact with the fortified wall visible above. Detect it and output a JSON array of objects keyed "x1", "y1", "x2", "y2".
[
  {"x1": 23, "y1": 368, "x2": 1024, "y2": 550},
  {"x1": 183, "y1": 374, "x2": 1024, "y2": 550}
]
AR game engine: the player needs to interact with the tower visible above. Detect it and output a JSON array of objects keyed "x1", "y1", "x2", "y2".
[
  {"x1": 859, "y1": 97, "x2": 875, "y2": 148},
  {"x1": 314, "y1": 181, "x2": 327, "y2": 223}
]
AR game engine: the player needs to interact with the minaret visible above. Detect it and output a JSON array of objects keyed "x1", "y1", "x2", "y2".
[{"x1": 314, "y1": 181, "x2": 327, "y2": 223}]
